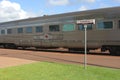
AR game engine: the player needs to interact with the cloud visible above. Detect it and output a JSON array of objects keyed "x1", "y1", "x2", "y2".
[
  {"x1": 79, "y1": 6, "x2": 88, "y2": 11},
  {"x1": 86, "y1": 0, "x2": 95, "y2": 3},
  {"x1": 48, "y1": 0, "x2": 96, "y2": 6},
  {"x1": 0, "y1": 0, "x2": 36, "y2": 22},
  {"x1": 75, "y1": 0, "x2": 96, "y2": 3},
  {"x1": 49, "y1": 0, "x2": 69, "y2": 6}
]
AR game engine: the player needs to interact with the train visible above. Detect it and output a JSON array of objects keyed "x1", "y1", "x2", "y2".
[{"x1": 0, "y1": 7, "x2": 120, "y2": 55}]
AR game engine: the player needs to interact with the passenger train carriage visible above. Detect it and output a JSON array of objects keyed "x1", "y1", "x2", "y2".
[{"x1": 0, "y1": 7, "x2": 120, "y2": 55}]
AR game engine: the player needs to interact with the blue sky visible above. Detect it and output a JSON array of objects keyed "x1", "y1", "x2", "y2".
[
  {"x1": 0, "y1": 0, "x2": 120, "y2": 22},
  {"x1": 8, "y1": 0, "x2": 120, "y2": 14}
]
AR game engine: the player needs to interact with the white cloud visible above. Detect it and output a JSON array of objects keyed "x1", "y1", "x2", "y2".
[
  {"x1": 49, "y1": 0, "x2": 69, "y2": 6},
  {"x1": 48, "y1": 0, "x2": 96, "y2": 6},
  {"x1": 86, "y1": 0, "x2": 95, "y2": 3},
  {"x1": 79, "y1": 6, "x2": 88, "y2": 11},
  {"x1": 75, "y1": 0, "x2": 96, "y2": 3},
  {"x1": 0, "y1": 0, "x2": 36, "y2": 22}
]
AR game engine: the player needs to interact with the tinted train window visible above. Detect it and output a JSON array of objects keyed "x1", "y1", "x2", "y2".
[
  {"x1": 97, "y1": 21, "x2": 113, "y2": 29},
  {"x1": 26, "y1": 27, "x2": 32, "y2": 33},
  {"x1": 49, "y1": 25, "x2": 60, "y2": 32},
  {"x1": 17, "y1": 28, "x2": 23, "y2": 33},
  {"x1": 63, "y1": 24, "x2": 75, "y2": 31},
  {"x1": 78, "y1": 24, "x2": 92, "y2": 30},
  {"x1": 1, "y1": 30, "x2": 5, "y2": 34},
  {"x1": 7, "y1": 29, "x2": 12, "y2": 34},
  {"x1": 36, "y1": 26, "x2": 43, "y2": 33}
]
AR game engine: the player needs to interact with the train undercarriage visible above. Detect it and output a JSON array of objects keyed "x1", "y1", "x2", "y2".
[
  {"x1": 0, "y1": 43, "x2": 120, "y2": 56},
  {"x1": 101, "y1": 45, "x2": 120, "y2": 56},
  {"x1": 68, "y1": 45, "x2": 120, "y2": 56}
]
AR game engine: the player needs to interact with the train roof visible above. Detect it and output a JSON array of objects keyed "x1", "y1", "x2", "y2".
[{"x1": 0, "y1": 6, "x2": 120, "y2": 25}]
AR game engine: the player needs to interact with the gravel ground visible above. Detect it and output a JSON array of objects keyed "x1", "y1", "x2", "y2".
[{"x1": 0, "y1": 48, "x2": 119, "y2": 69}]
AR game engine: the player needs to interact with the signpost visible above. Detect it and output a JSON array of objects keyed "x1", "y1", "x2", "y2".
[
  {"x1": 84, "y1": 24, "x2": 87, "y2": 69},
  {"x1": 77, "y1": 19, "x2": 95, "y2": 69}
]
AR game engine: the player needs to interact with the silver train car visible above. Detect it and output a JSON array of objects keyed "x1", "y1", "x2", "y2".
[{"x1": 0, "y1": 7, "x2": 120, "y2": 55}]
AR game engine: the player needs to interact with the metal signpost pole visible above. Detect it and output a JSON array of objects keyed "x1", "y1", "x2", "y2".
[
  {"x1": 84, "y1": 24, "x2": 87, "y2": 69},
  {"x1": 76, "y1": 19, "x2": 95, "y2": 69}
]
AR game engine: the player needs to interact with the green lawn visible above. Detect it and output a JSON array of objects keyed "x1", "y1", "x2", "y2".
[{"x1": 0, "y1": 62, "x2": 119, "y2": 80}]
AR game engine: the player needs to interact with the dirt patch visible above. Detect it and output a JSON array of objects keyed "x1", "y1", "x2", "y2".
[
  {"x1": 0, "y1": 56, "x2": 36, "y2": 68},
  {"x1": 0, "y1": 49, "x2": 37, "y2": 68}
]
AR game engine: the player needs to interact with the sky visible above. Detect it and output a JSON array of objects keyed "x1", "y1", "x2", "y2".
[{"x1": 0, "y1": 0, "x2": 120, "y2": 22}]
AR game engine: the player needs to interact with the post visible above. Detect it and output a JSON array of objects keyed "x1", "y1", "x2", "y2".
[
  {"x1": 76, "y1": 19, "x2": 95, "y2": 69},
  {"x1": 84, "y1": 24, "x2": 87, "y2": 69}
]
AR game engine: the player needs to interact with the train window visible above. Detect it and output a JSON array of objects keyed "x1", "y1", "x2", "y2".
[
  {"x1": 49, "y1": 25, "x2": 60, "y2": 32},
  {"x1": 7, "y1": 29, "x2": 12, "y2": 34},
  {"x1": 1, "y1": 30, "x2": 5, "y2": 34},
  {"x1": 63, "y1": 24, "x2": 75, "y2": 31},
  {"x1": 78, "y1": 24, "x2": 92, "y2": 30},
  {"x1": 36, "y1": 26, "x2": 43, "y2": 33},
  {"x1": 17, "y1": 28, "x2": 23, "y2": 33},
  {"x1": 26, "y1": 27, "x2": 32, "y2": 33},
  {"x1": 97, "y1": 21, "x2": 113, "y2": 29}
]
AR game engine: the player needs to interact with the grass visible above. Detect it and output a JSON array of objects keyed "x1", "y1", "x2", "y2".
[{"x1": 0, "y1": 62, "x2": 119, "y2": 80}]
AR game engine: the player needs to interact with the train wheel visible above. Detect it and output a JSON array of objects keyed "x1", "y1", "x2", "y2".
[
  {"x1": 11, "y1": 45, "x2": 17, "y2": 49},
  {"x1": 4, "y1": 44, "x2": 9, "y2": 48},
  {"x1": 109, "y1": 47, "x2": 116, "y2": 55},
  {"x1": 68, "y1": 48, "x2": 84, "y2": 52},
  {"x1": 22, "y1": 47, "x2": 26, "y2": 50},
  {"x1": 109, "y1": 47, "x2": 120, "y2": 56},
  {"x1": 114, "y1": 50, "x2": 120, "y2": 56},
  {"x1": 68, "y1": 48, "x2": 74, "y2": 52},
  {"x1": 3, "y1": 44, "x2": 17, "y2": 49}
]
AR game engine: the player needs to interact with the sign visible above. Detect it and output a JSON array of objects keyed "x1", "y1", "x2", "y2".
[
  {"x1": 77, "y1": 19, "x2": 95, "y2": 24},
  {"x1": 76, "y1": 19, "x2": 95, "y2": 69}
]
